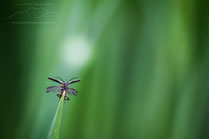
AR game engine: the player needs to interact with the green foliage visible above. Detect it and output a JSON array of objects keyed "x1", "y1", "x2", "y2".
[
  {"x1": 1, "y1": 0, "x2": 209, "y2": 139},
  {"x1": 48, "y1": 91, "x2": 66, "y2": 139}
]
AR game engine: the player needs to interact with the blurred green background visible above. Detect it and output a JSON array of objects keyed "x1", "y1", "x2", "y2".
[{"x1": 1, "y1": 0, "x2": 209, "y2": 139}]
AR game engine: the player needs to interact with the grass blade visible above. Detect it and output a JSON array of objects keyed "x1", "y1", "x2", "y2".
[{"x1": 48, "y1": 91, "x2": 66, "y2": 139}]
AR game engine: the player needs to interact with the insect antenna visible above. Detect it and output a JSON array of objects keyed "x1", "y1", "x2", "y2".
[
  {"x1": 54, "y1": 77, "x2": 65, "y2": 83},
  {"x1": 67, "y1": 77, "x2": 78, "y2": 83},
  {"x1": 48, "y1": 77, "x2": 63, "y2": 84}
]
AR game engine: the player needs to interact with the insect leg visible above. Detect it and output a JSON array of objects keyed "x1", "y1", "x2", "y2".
[
  {"x1": 57, "y1": 94, "x2": 62, "y2": 100},
  {"x1": 64, "y1": 96, "x2": 70, "y2": 101},
  {"x1": 64, "y1": 96, "x2": 70, "y2": 104}
]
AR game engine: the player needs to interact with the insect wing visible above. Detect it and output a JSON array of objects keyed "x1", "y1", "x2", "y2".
[
  {"x1": 46, "y1": 86, "x2": 61, "y2": 93},
  {"x1": 66, "y1": 88, "x2": 78, "y2": 96}
]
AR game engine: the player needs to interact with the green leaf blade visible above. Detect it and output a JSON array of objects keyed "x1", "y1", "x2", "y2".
[{"x1": 48, "y1": 91, "x2": 66, "y2": 139}]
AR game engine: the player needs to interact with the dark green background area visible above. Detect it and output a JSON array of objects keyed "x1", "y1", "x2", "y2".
[{"x1": 1, "y1": 0, "x2": 209, "y2": 139}]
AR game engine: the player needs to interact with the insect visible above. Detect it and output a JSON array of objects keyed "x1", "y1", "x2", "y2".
[{"x1": 46, "y1": 77, "x2": 80, "y2": 102}]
